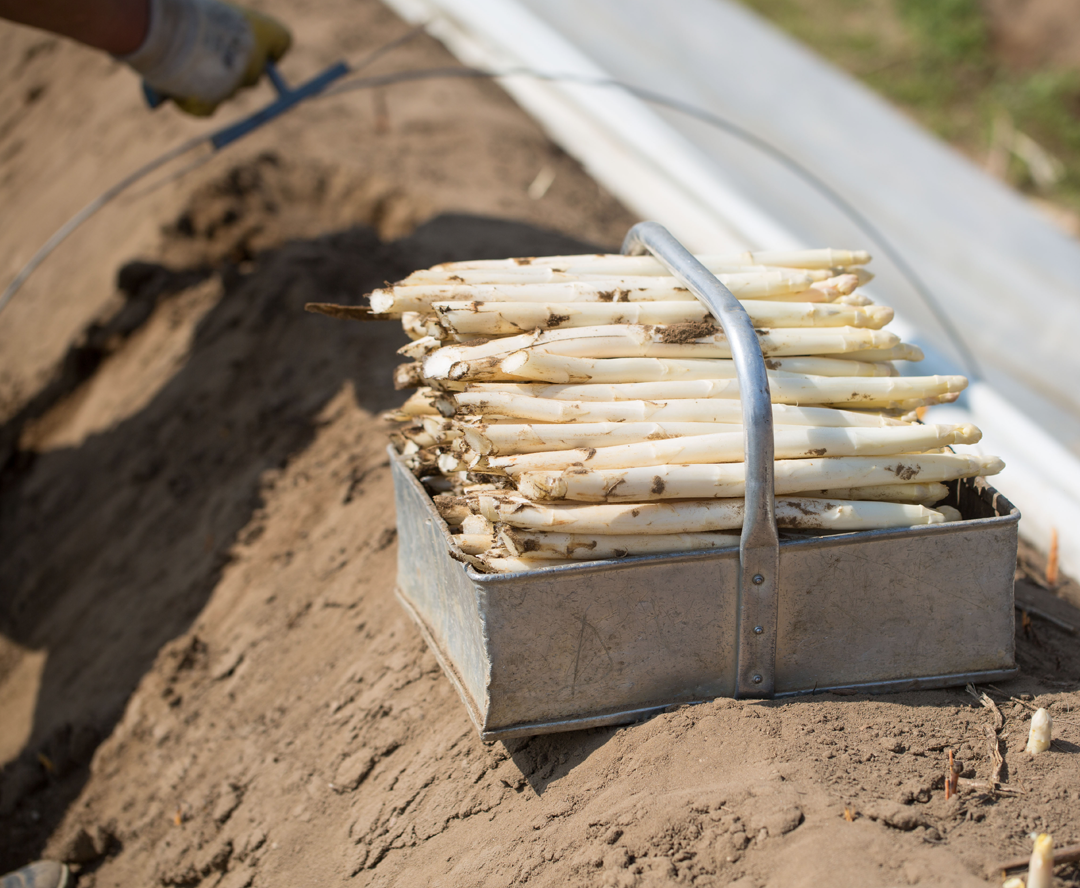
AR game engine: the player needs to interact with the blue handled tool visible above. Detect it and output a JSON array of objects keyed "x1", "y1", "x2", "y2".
[
  {"x1": 210, "y1": 61, "x2": 350, "y2": 149},
  {"x1": 143, "y1": 60, "x2": 351, "y2": 149}
]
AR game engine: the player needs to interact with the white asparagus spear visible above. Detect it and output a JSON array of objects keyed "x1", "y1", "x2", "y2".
[
  {"x1": 450, "y1": 379, "x2": 966, "y2": 419},
  {"x1": 422, "y1": 324, "x2": 895, "y2": 376},
  {"x1": 394, "y1": 362, "x2": 425, "y2": 389},
  {"x1": 464, "y1": 421, "x2": 740, "y2": 454},
  {"x1": 418, "y1": 414, "x2": 452, "y2": 430},
  {"x1": 398, "y1": 335, "x2": 443, "y2": 359},
  {"x1": 472, "y1": 351, "x2": 895, "y2": 385},
  {"x1": 499, "y1": 528, "x2": 742, "y2": 559},
  {"x1": 793, "y1": 482, "x2": 948, "y2": 505},
  {"x1": 370, "y1": 273, "x2": 821, "y2": 312},
  {"x1": 488, "y1": 424, "x2": 982, "y2": 476},
  {"x1": 794, "y1": 273, "x2": 862, "y2": 297},
  {"x1": 821, "y1": 392, "x2": 961, "y2": 410},
  {"x1": 396, "y1": 276, "x2": 863, "y2": 314},
  {"x1": 452, "y1": 422, "x2": 819, "y2": 457},
  {"x1": 424, "y1": 326, "x2": 601, "y2": 373},
  {"x1": 832, "y1": 343, "x2": 924, "y2": 362},
  {"x1": 448, "y1": 393, "x2": 753, "y2": 423},
  {"x1": 374, "y1": 279, "x2": 690, "y2": 312},
  {"x1": 464, "y1": 412, "x2": 912, "y2": 455},
  {"x1": 461, "y1": 379, "x2": 920, "y2": 408},
  {"x1": 737, "y1": 289, "x2": 833, "y2": 304},
  {"x1": 833, "y1": 292, "x2": 873, "y2": 306},
  {"x1": 434, "y1": 248, "x2": 872, "y2": 273},
  {"x1": 453, "y1": 533, "x2": 495, "y2": 554},
  {"x1": 511, "y1": 326, "x2": 901, "y2": 360},
  {"x1": 515, "y1": 453, "x2": 1004, "y2": 502},
  {"x1": 399, "y1": 424, "x2": 439, "y2": 448},
  {"x1": 397, "y1": 388, "x2": 440, "y2": 416},
  {"x1": 413, "y1": 314, "x2": 447, "y2": 340},
  {"x1": 430, "y1": 300, "x2": 894, "y2": 335},
  {"x1": 751, "y1": 289, "x2": 843, "y2": 304},
  {"x1": 478, "y1": 494, "x2": 940, "y2": 534},
  {"x1": 1025, "y1": 709, "x2": 1053, "y2": 755},
  {"x1": 419, "y1": 415, "x2": 459, "y2": 435},
  {"x1": 1028, "y1": 834, "x2": 1054, "y2": 888},
  {"x1": 437, "y1": 452, "x2": 469, "y2": 474},
  {"x1": 399, "y1": 264, "x2": 835, "y2": 286},
  {"x1": 702, "y1": 274, "x2": 862, "y2": 304},
  {"x1": 401, "y1": 311, "x2": 428, "y2": 340},
  {"x1": 422, "y1": 326, "x2": 901, "y2": 379},
  {"x1": 433, "y1": 495, "x2": 472, "y2": 525}
]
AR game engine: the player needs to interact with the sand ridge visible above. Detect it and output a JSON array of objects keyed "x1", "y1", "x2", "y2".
[{"x1": 0, "y1": 2, "x2": 1078, "y2": 886}]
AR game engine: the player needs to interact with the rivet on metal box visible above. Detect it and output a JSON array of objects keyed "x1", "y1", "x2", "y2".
[{"x1": 390, "y1": 222, "x2": 1019, "y2": 741}]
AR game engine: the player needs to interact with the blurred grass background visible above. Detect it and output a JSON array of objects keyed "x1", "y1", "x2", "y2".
[{"x1": 737, "y1": 0, "x2": 1080, "y2": 232}]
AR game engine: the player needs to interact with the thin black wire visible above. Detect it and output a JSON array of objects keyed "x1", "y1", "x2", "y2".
[
  {"x1": 0, "y1": 134, "x2": 208, "y2": 317},
  {"x1": 0, "y1": 45, "x2": 983, "y2": 381},
  {"x1": 0, "y1": 26, "x2": 429, "y2": 318}
]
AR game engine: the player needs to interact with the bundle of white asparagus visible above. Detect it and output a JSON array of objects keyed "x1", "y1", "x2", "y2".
[{"x1": 351, "y1": 247, "x2": 1004, "y2": 573}]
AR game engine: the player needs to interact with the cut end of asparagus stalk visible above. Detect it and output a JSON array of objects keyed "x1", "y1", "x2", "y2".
[
  {"x1": 398, "y1": 335, "x2": 442, "y2": 360},
  {"x1": 394, "y1": 362, "x2": 424, "y2": 390},
  {"x1": 454, "y1": 532, "x2": 496, "y2": 555},
  {"x1": 368, "y1": 288, "x2": 396, "y2": 314}
]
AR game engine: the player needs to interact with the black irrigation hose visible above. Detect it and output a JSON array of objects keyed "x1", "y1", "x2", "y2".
[{"x1": 0, "y1": 43, "x2": 982, "y2": 380}]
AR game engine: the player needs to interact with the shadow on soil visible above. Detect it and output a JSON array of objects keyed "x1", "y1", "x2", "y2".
[
  {"x1": 506, "y1": 727, "x2": 622, "y2": 798},
  {"x1": 504, "y1": 588, "x2": 1080, "y2": 800},
  {"x1": 0, "y1": 212, "x2": 613, "y2": 872}
]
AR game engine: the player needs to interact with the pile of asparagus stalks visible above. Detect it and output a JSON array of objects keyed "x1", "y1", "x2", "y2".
[{"x1": 366, "y1": 248, "x2": 1003, "y2": 573}]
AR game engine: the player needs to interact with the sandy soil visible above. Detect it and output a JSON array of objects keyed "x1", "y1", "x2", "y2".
[{"x1": 1, "y1": 2, "x2": 1079, "y2": 886}]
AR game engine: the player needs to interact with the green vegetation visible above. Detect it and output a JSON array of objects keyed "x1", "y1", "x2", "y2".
[{"x1": 738, "y1": 0, "x2": 1080, "y2": 219}]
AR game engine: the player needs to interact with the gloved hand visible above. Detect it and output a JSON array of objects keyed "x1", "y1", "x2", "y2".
[{"x1": 119, "y1": 0, "x2": 291, "y2": 116}]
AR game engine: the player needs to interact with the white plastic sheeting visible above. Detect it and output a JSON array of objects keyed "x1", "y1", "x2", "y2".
[
  {"x1": 380, "y1": 0, "x2": 1080, "y2": 577},
  {"x1": 517, "y1": 1, "x2": 1080, "y2": 445}
]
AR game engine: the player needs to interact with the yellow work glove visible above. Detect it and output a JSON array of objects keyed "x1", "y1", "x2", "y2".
[{"x1": 120, "y1": 0, "x2": 291, "y2": 117}]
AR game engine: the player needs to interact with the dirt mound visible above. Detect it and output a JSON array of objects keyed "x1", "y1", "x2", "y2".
[
  {"x1": 1, "y1": 3, "x2": 1079, "y2": 886},
  {"x1": 3, "y1": 158, "x2": 1079, "y2": 888},
  {"x1": 0, "y1": 148, "x2": 622, "y2": 876}
]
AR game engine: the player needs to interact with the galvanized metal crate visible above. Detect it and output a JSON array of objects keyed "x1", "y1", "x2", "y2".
[{"x1": 390, "y1": 223, "x2": 1019, "y2": 740}]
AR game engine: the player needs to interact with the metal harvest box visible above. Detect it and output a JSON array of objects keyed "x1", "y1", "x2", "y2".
[{"x1": 389, "y1": 223, "x2": 1019, "y2": 741}]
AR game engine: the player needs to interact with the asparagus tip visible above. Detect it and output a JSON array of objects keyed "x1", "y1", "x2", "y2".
[{"x1": 1025, "y1": 709, "x2": 1053, "y2": 755}]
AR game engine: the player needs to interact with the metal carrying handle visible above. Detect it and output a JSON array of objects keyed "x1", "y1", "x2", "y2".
[{"x1": 621, "y1": 222, "x2": 780, "y2": 698}]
